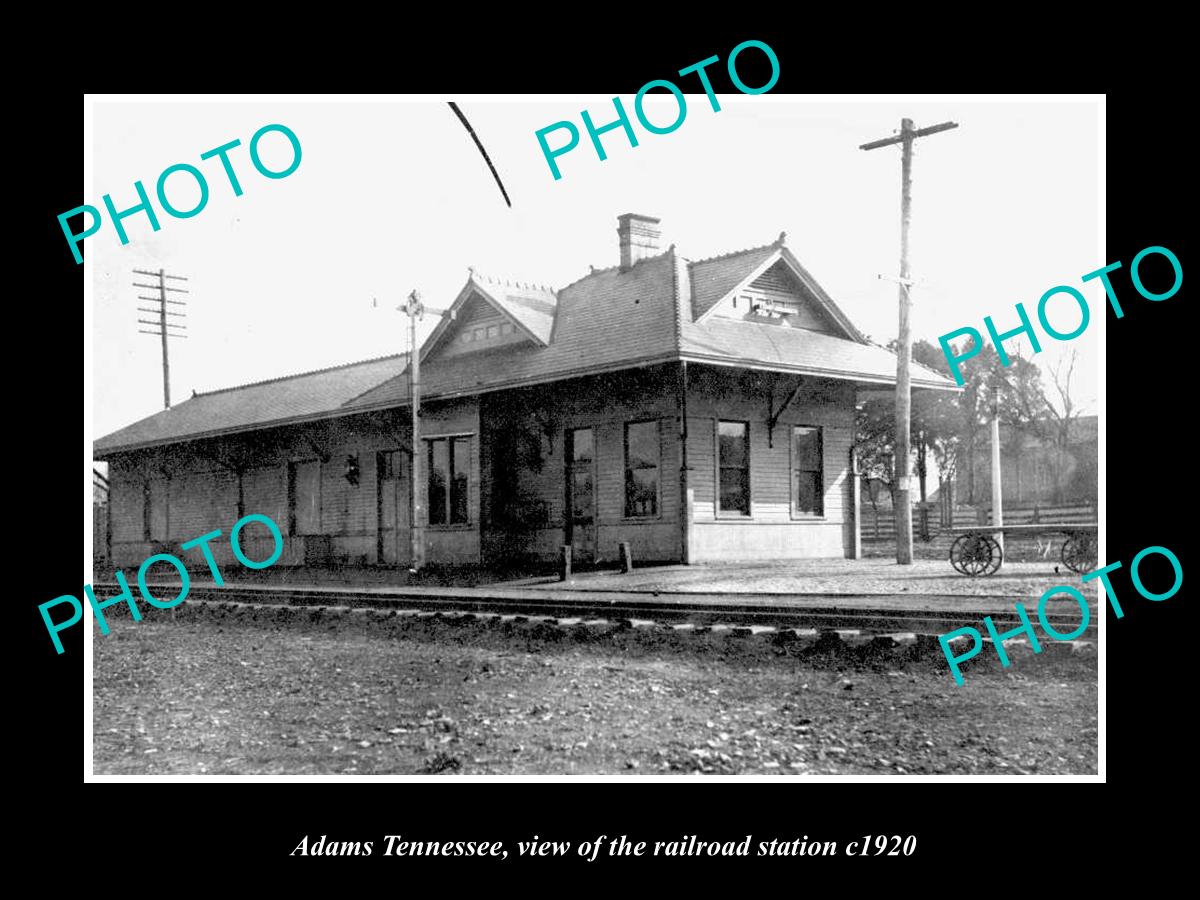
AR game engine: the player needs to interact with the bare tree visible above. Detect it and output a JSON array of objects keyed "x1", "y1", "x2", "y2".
[{"x1": 1044, "y1": 349, "x2": 1082, "y2": 504}]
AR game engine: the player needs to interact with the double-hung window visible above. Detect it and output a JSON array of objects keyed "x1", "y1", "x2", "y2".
[
  {"x1": 717, "y1": 421, "x2": 751, "y2": 516},
  {"x1": 624, "y1": 420, "x2": 660, "y2": 517},
  {"x1": 427, "y1": 436, "x2": 471, "y2": 525},
  {"x1": 792, "y1": 426, "x2": 823, "y2": 516}
]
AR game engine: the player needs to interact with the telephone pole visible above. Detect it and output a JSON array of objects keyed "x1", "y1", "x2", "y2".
[
  {"x1": 380, "y1": 290, "x2": 454, "y2": 573},
  {"x1": 399, "y1": 290, "x2": 426, "y2": 573},
  {"x1": 133, "y1": 268, "x2": 189, "y2": 408},
  {"x1": 860, "y1": 117, "x2": 958, "y2": 565}
]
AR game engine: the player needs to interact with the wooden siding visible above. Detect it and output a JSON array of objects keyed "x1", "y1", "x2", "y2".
[
  {"x1": 479, "y1": 367, "x2": 683, "y2": 565},
  {"x1": 106, "y1": 399, "x2": 482, "y2": 569},
  {"x1": 104, "y1": 364, "x2": 860, "y2": 570},
  {"x1": 711, "y1": 260, "x2": 839, "y2": 334},
  {"x1": 434, "y1": 295, "x2": 527, "y2": 359},
  {"x1": 685, "y1": 367, "x2": 855, "y2": 560}
]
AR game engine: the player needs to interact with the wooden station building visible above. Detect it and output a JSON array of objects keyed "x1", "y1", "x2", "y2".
[{"x1": 93, "y1": 214, "x2": 955, "y2": 571}]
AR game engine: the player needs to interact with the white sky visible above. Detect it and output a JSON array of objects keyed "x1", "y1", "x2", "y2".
[{"x1": 91, "y1": 96, "x2": 1101, "y2": 440}]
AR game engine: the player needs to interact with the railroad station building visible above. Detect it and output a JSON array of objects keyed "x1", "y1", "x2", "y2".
[{"x1": 93, "y1": 214, "x2": 956, "y2": 571}]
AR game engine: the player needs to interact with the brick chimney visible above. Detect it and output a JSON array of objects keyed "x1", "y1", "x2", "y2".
[{"x1": 617, "y1": 213, "x2": 661, "y2": 271}]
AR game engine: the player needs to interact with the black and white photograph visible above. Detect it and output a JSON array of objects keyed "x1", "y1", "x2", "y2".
[{"x1": 83, "y1": 93, "x2": 1103, "y2": 779}]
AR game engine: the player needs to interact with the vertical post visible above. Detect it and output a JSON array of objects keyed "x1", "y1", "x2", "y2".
[
  {"x1": 849, "y1": 446, "x2": 862, "y2": 560},
  {"x1": 158, "y1": 268, "x2": 171, "y2": 408},
  {"x1": 560, "y1": 544, "x2": 572, "y2": 581},
  {"x1": 894, "y1": 119, "x2": 915, "y2": 565},
  {"x1": 860, "y1": 117, "x2": 957, "y2": 566},
  {"x1": 408, "y1": 290, "x2": 425, "y2": 573},
  {"x1": 677, "y1": 360, "x2": 691, "y2": 565},
  {"x1": 991, "y1": 397, "x2": 1004, "y2": 554}
]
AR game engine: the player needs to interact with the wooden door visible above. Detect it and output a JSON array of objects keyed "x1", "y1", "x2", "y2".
[
  {"x1": 376, "y1": 450, "x2": 409, "y2": 565},
  {"x1": 565, "y1": 427, "x2": 596, "y2": 564}
]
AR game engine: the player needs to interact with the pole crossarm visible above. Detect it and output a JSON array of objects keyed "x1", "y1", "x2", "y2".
[
  {"x1": 859, "y1": 117, "x2": 958, "y2": 565},
  {"x1": 135, "y1": 267, "x2": 189, "y2": 408},
  {"x1": 860, "y1": 120, "x2": 958, "y2": 150}
]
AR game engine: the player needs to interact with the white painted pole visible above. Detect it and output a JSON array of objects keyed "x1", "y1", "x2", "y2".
[{"x1": 991, "y1": 406, "x2": 1004, "y2": 554}]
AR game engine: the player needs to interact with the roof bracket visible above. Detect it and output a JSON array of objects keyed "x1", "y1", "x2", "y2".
[
  {"x1": 302, "y1": 433, "x2": 331, "y2": 464},
  {"x1": 532, "y1": 409, "x2": 558, "y2": 458},
  {"x1": 767, "y1": 376, "x2": 804, "y2": 448},
  {"x1": 191, "y1": 443, "x2": 244, "y2": 474}
]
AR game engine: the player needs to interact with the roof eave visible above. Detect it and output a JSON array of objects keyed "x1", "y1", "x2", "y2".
[
  {"x1": 678, "y1": 352, "x2": 961, "y2": 391},
  {"x1": 93, "y1": 354, "x2": 688, "y2": 458}
]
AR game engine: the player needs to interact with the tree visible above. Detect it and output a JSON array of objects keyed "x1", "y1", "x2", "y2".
[
  {"x1": 858, "y1": 338, "x2": 961, "y2": 537},
  {"x1": 937, "y1": 337, "x2": 1056, "y2": 506},
  {"x1": 1044, "y1": 349, "x2": 1082, "y2": 504},
  {"x1": 875, "y1": 338, "x2": 973, "y2": 524},
  {"x1": 988, "y1": 347, "x2": 1049, "y2": 504},
  {"x1": 854, "y1": 394, "x2": 896, "y2": 538},
  {"x1": 907, "y1": 340, "x2": 963, "y2": 516},
  {"x1": 938, "y1": 338, "x2": 997, "y2": 505}
]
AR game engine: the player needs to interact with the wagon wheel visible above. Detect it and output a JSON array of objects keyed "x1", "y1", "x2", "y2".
[
  {"x1": 950, "y1": 533, "x2": 1001, "y2": 576},
  {"x1": 1061, "y1": 532, "x2": 1097, "y2": 575},
  {"x1": 982, "y1": 534, "x2": 1003, "y2": 575}
]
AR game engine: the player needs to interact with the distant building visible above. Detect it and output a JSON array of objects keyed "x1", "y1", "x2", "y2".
[
  {"x1": 955, "y1": 414, "x2": 1097, "y2": 508},
  {"x1": 93, "y1": 214, "x2": 955, "y2": 570}
]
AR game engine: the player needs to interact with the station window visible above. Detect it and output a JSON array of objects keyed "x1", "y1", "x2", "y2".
[
  {"x1": 717, "y1": 421, "x2": 750, "y2": 516},
  {"x1": 792, "y1": 426, "x2": 823, "y2": 516},
  {"x1": 427, "y1": 436, "x2": 471, "y2": 525},
  {"x1": 624, "y1": 420, "x2": 660, "y2": 517}
]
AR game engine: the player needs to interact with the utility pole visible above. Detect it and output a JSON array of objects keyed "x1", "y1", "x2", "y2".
[
  {"x1": 387, "y1": 289, "x2": 456, "y2": 572},
  {"x1": 374, "y1": 290, "x2": 453, "y2": 573},
  {"x1": 860, "y1": 117, "x2": 958, "y2": 565},
  {"x1": 133, "y1": 268, "x2": 189, "y2": 408},
  {"x1": 398, "y1": 289, "x2": 427, "y2": 573},
  {"x1": 990, "y1": 383, "x2": 1004, "y2": 555}
]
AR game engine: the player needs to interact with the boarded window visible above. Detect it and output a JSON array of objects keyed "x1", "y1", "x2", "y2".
[
  {"x1": 142, "y1": 481, "x2": 152, "y2": 541},
  {"x1": 378, "y1": 449, "x2": 404, "y2": 481},
  {"x1": 717, "y1": 421, "x2": 750, "y2": 516},
  {"x1": 567, "y1": 428, "x2": 594, "y2": 521},
  {"x1": 624, "y1": 420, "x2": 660, "y2": 517},
  {"x1": 288, "y1": 460, "x2": 321, "y2": 535},
  {"x1": 792, "y1": 426, "x2": 824, "y2": 516},
  {"x1": 144, "y1": 478, "x2": 168, "y2": 541},
  {"x1": 452, "y1": 438, "x2": 470, "y2": 524},
  {"x1": 427, "y1": 436, "x2": 471, "y2": 525}
]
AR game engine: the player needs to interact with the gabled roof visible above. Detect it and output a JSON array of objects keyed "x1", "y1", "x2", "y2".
[
  {"x1": 347, "y1": 251, "x2": 680, "y2": 411},
  {"x1": 689, "y1": 241, "x2": 780, "y2": 320},
  {"x1": 688, "y1": 237, "x2": 866, "y2": 342},
  {"x1": 93, "y1": 353, "x2": 408, "y2": 457},
  {"x1": 422, "y1": 271, "x2": 557, "y2": 362},
  {"x1": 95, "y1": 223, "x2": 959, "y2": 457}
]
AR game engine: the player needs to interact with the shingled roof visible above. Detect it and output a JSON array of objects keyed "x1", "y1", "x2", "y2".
[
  {"x1": 93, "y1": 353, "x2": 408, "y2": 456},
  {"x1": 95, "y1": 224, "x2": 958, "y2": 456}
]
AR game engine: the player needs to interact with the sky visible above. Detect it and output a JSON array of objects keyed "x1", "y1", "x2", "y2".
[{"x1": 89, "y1": 96, "x2": 1101, "y2": 442}]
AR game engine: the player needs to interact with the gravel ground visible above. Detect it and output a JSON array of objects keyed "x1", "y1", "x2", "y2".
[
  {"x1": 93, "y1": 609, "x2": 1098, "y2": 776},
  {"x1": 533, "y1": 558, "x2": 1090, "y2": 601}
]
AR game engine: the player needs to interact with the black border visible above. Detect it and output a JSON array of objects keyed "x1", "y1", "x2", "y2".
[{"x1": 22, "y1": 23, "x2": 1189, "y2": 883}]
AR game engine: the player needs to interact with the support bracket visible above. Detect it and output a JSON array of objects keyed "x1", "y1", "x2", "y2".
[{"x1": 767, "y1": 377, "x2": 804, "y2": 448}]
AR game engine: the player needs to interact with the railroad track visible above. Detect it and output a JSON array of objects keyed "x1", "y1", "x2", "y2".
[{"x1": 99, "y1": 582, "x2": 1098, "y2": 637}]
